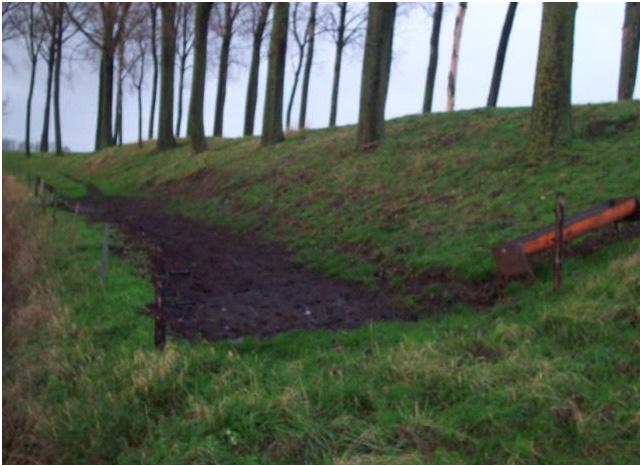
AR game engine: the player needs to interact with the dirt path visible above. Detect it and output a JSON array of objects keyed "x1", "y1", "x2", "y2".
[
  {"x1": 80, "y1": 197, "x2": 417, "y2": 342},
  {"x1": 75, "y1": 195, "x2": 638, "y2": 343}
]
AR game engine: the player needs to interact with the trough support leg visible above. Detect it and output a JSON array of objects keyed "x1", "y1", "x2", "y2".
[{"x1": 554, "y1": 193, "x2": 565, "y2": 290}]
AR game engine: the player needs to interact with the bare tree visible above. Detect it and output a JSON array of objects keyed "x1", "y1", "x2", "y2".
[
  {"x1": 618, "y1": 3, "x2": 640, "y2": 101},
  {"x1": 147, "y1": 3, "x2": 159, "y2": 140},
  {"x1": 529, "y1": 3, "x2": 577, "y2": 152},
  {"x1": 11, "y1": 3, "x2": 45, "y2": 157},
  {"x1": 285, "y1": 3, "x2": 311, "y2": 130},
  {"x1": 212, "y1": 3, "x2": 244, "y2": 137},
  {"x1": 423, "y1": 2, "x2": 443, "y2": 113},
  {"x1": 447, "y1": 2, "x2": 467, "y2": 112},
  {"x1": 243, "y1": 2, "x2": 271, "y2": 136},
  {"x1": 261, "y1": 3, "x2": 289, "y2": 145},
  {"x1": 356, "y1": 3, "x2": 396, "y2": 148},
  {"x1": 38, "y1": 3, "x2": 58, "y2": 153},
  {"x1": 157, "y1": 2, "x2": 177, "y2": 151},
  {"x1": 175, "y1": 3, "x2": 194, "y2": 137},
  {"x1": 487, "y1": 2, "x2": 518, "y2": 108},
  {"x1": 51, "y1": 2, "x2": 79, "y2": 155},
  {"x1": 2, "y1": 3, "x2": 20, "y2": 46},
  {"x1": 188, "y1": 2, "x2": 213, "y2": 153},
  {"x1": 124, "y1": 31, "x2": 147, "y2": 147},
  {"x1": 321, "y1": 2, "x2": 367, "y2": 127},
  {"x1": 298, "y1": 2, "x2": 317, "y2": 130},
  {"x1": 67, "y1": 3, "x2": 132, "y2": 151}
]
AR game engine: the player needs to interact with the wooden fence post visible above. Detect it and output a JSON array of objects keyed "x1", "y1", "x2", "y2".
[
  {"x1": 553, "y1": 193, "x2": 565, "y2": 290},
  {"x1": 154, "y1": 275, "x2": 167, "y2": 350},
  {"x1": 154, "y1": 247, "x2": 167, "y2": 350}
]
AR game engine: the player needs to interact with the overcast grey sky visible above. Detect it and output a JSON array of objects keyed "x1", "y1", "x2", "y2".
[{"x1": 2, "y1": 2, "x2": 638, "y2": 152}]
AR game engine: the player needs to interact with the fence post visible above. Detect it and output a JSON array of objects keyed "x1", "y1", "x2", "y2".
[
  {"x1": 154, "y1": 247, "x2": 167, "y2": 350},
  {"x1": 553, "y1": 193, "x2": 565, "y2": 290},
  {"x1": 100, "y1": 224, "x2": 109, "y2": 288}
]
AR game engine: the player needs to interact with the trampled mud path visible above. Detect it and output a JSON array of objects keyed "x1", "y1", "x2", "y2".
[
  {"x1": 76, "y1": 195, "x2": 639, "y2": 343},
  {"x1": 80, "y1": 197, "x2": 418, "y2": 341}
]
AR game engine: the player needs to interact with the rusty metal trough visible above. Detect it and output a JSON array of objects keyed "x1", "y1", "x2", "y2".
[{"x1": 493, "y1": 196, "x2": 640, "y2": 278}]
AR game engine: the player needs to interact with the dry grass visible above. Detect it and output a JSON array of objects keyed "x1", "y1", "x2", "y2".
[{"x1": 2, "y1": 175, "x2": 61, "y2": 465}]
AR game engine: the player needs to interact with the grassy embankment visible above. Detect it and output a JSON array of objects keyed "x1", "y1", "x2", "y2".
[{"x1": 3, "y1": 102, "x2": 640, "y2": 464}]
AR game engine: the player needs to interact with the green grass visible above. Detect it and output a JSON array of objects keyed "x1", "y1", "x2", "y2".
[
  {"x1": 5, "y1": 102, "x2": 640, "y2": 284},
  {"x1": 4, "y1": 102, "x2": 640, "y2": 464},
  {"x1": 4, "y1": 179, "x2": 640, "y2": 465}
]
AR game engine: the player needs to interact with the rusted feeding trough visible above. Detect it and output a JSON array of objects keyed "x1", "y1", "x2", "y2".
[{"x1": 493, "y1": 196, "x2": 640, "y2": 279}]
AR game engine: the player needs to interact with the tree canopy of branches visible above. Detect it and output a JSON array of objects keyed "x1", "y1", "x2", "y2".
[
  {"x1": 11, "y1": 3, "x2": 45, "y2": 157},
  {"x1": 285, "y1": 2, "x2": 312, "y2": 130},
  {"x1": 323, "y1": 2, "x2": 367, "y2": 127},
  {"x1": 67, "y1": 2, "x2": 132, "y2": 151}
]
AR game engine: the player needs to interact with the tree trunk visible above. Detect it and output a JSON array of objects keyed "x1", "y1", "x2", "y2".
[
  {"x1": 329, "y1": 3, "x2": 346, "y2": 128},
  {"x1": 243, "y1": 2, "x2": 270, "y2": 136},
  {"x1": 53, "y1": 11, "x2": 63, "y2": 155},
  {"x1": 447, "y1": 2, "x2": 467, "y2": 112},
  {"x1": 423, "y1": 2, "x2": 443, "y2": 114},
  {"x1": 487, "y1": 2, "x2": 518, "y2": 108},
  {"x1": 114, "y1": 43, "x2": 124, "y2": 146},
  {"x1": 529, "y1": 3, "x2": 577, "y2": 152},
  {"x1": 148, "y1": 4, "x2": 159, "y2": 139},
  {"x1": 261, "y1": 2, "x2": 289, "y2": 146},
  {"x1": 40, "y1": 26, "x2": 56, "y2": 153},
  {"x1": 618, "y1": 2, "x2": 640, "y2": 100},
  {"x1": 176, "y1": 54, "x2": 187, "y2": 137},
  {"x1": 188, "y1": 2, "x2": 212, "y2": 153},
  {"x1": 214, "y1": 5, "x2": 233, "y2": 138},
  {"x1": 95, "y1": 55, "x2": 104, "y2": 150},
  {"x1": 356, "y1": 2, "x2": 396, "y2": 148},
  {"x1": 298, "y1": 3, "x2": 317, "y2": 129},
  {"x1": 25, "y1": 58, "x2": 38, "y2": 157},
  {"x1": 96, "y1": 45, "x2": 115, "y2": 151},
  {"x1": 285, "y1": 24, "x2": 305, "y2": 129},
  {"x1": 157, "y1": 3, "x2": 177, "y2": 151}
]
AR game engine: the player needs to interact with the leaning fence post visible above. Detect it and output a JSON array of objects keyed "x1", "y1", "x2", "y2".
[
  {"x1": 100, "y1": 224, "x2": 109, "y2": 288},
  {"x1": 553, "y1": 193, "x2": 565, "y2": 290}
]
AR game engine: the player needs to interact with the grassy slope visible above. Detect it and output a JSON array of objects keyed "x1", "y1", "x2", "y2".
[
  {"x1": 5, "y1": 102, "x2": 640, "y2": 286},
  {"x1": 3, "y1": 176, "x2": 640, "y2": 465},
  {"x1": 3, "y1": 103, "x2": 640, "y2": 464}
]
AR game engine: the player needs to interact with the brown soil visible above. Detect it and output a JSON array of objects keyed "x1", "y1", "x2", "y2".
[
  {"x1": 78, "y1": 197, "x2": 422, "y2": 342},
  {"x1": 73, "y1": 195, "x2": 639, "y2": 343}
]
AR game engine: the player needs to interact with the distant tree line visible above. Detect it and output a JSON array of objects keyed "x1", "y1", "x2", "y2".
[{"x1": 2, "y1": 2, "x2": 639, "y2": 157}]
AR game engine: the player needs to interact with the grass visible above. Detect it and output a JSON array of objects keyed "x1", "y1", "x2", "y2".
[
  {"x1": 5, "y1": 101, "x2": 640, "y2": 285},
  {"x1": 3, "y1": 102, "x2": 640, "y2": 464}
]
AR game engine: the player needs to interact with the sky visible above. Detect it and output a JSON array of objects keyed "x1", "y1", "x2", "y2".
[{"x1": 2, "y1": 2, "x2": 638, "y2": 152}]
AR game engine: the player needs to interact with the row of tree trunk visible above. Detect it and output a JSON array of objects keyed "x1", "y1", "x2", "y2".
[{"x1": 83, "y1": 2, "x2": 639, "y2": 157}]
